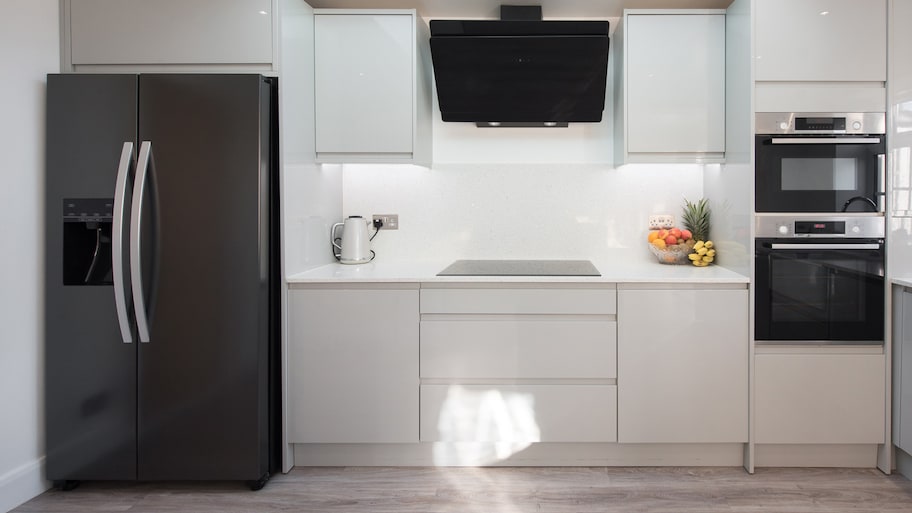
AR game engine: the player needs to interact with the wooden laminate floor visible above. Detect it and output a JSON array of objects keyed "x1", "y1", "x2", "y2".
[{"x1": 13, "y1": 467, "x2": 912, "y2": 513}]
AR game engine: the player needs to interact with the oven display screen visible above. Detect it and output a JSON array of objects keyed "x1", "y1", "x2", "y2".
[
  {"x1": 794, "y1": 221, "x2": 846, "y2": 234},
  {"x1": 796, "y1": 117, "x2": 846, "y2": 131}
]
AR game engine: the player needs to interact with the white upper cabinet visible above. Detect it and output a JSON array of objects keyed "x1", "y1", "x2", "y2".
[
  {"x1": 755, "y1": 0, "x2": 886, "y2": 82},
  {"x1": 616, "y1": 11, "x2": 726, "y2": 164},
  {"x1": 314, "y1": 10, "x2": 431, "y2": 164},
  {"x1": 66, "y1": 0, "x2": 275, "y2": 71}
]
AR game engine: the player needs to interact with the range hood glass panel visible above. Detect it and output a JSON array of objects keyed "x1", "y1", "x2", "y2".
[{"x1": 429, "y1": 21, "x2": 610, "y2": 123}]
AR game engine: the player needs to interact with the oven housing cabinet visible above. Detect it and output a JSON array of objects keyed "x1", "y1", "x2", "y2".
[{"x1": 755, "y1": 112, "x2": 886, "y2": 213}]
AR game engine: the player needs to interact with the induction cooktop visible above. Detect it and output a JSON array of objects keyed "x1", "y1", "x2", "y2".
[{"x1": 436, "y1": 259, "x2": 601, "y2": 277}]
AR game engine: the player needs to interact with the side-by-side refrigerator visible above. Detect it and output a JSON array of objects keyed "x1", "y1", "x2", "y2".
[{"x1": 45, "y1": 74, "x2": 281, "y2": 489}]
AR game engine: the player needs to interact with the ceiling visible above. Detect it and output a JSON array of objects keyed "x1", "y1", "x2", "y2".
[{"x1": 305, "y1": 0, "x2": 736, "y2": 19}]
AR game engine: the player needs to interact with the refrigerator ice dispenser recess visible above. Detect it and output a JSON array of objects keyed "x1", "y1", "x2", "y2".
[{"x1": 62, "y1": 198, "x2": 114, "y2": 286}]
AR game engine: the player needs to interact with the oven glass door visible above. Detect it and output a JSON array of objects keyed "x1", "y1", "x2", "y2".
[
  {"x1": 755, "y1": 135, "x2": 885, "y2": 212},
  {"x1": 755, "y1": 238, "x2": 884, "y2": 343}
]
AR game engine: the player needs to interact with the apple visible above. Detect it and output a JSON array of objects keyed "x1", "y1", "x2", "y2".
[
  {"x1": 669, "y1": 228, "x2": 682, "y2": 239},
  {"x1": 681, "y1": 229, "x2": 693, "y2": 240},
  {"x1": 664, "y1": 234, "x2": 678, "y2": 245}
]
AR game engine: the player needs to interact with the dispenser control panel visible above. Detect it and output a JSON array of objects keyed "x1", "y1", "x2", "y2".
[{"x1": 63, "y1": 198, "x2": 114, "y2": 222}]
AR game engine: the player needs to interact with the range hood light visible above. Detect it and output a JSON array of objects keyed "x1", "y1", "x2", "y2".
[
  {"x1": 488, "y1": 121, "x2": 502, "y2": 127},
  {"x1": 544, "y1": 122, "x2": 557, "y2": 127}
]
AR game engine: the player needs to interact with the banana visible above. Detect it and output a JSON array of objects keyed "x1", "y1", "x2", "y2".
[{"x1": 704, "y1": 241, "x2": 714, "y2": 249}]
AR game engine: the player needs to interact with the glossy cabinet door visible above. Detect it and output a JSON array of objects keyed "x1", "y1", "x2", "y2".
[
  {"x1": 895, "y1": 287, "x2": 912, "y2": 452},
  {"x1": 620, "y1": 12, "x2": 725, "y2": 162},
  {"x1": 287, "y1": 286, "x2": 419, "y2": 443},
  {"x1": 889, "y1": 0, "x2": 912, "y2": 218},
  {"x1": 67, "y1": 0, "x2": 274, "y2": 69},
  {"x1": 617, "y1": 287, "x2": 748, "y2": 443},
  {"x1": 755, "y1": 352, "x2": 885, "y2": 444},
  {"x1": 314, "y1": 11, "x2": 416, "y2": 161},
  {"x1": 755, "y1": 0, "x2": 886, "y2": 82}
]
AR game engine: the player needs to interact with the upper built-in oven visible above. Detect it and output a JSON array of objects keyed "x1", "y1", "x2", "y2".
[{"x1": 755, "y1": 112, "x2": 886, "y2": 213}]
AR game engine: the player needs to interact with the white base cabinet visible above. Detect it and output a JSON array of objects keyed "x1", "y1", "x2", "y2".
[
  {"x1": 755, "y1": 351, "x2": 885, "y2": 444},
  {"x1": 287, "y1": 285, "x2": 419, "y2": 443},
  {"x1": 617, "y1": 287, "x2": 748, "y2": 443},
  {"x1": 895, "y1": 286, "x2": 912, "y2": 452},
  {"x1": 419, "y1": 285, "x2": 618, "y2": 444}
]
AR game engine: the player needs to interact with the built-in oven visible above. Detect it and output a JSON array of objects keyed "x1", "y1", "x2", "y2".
[
  {"x1": 755, "y1": 112, "x2": 886, "y2": 213},
  {"x1": 754, "y1": 215, "x2": 885, "y2": 345}
]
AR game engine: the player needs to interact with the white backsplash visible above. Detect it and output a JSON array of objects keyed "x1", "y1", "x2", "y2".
[{"x1": 341, "y1": 162, "x2": 705, "y2": 262}]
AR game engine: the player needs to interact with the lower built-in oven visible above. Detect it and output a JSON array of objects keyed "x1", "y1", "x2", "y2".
[
  {"x1": 755, "y1": 112, "x2": 886, "y2": 213},
  {"x1": 754, "y1": 215, "x2": 885, "y2": 344}
]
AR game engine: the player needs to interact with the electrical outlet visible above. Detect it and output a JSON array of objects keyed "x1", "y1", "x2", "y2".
[
  {"x1": 648, "y1": 214, "x2": 674, "y2": 230},
  {"x1": 372, "y1": 214, "x2": 399, "y2": 230}
]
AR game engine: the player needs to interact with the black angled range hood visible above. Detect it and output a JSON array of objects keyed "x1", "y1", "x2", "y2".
[{"x1": 429, "y1": 6, "x2": 610, "y2": 127}]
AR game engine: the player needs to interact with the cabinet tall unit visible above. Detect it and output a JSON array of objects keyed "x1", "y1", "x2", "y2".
[{"x1": 753, "y1": 0, "x2": 887, "y2": 112}]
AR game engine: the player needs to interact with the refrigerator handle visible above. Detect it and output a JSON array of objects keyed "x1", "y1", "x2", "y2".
[
  {"x1": 131, "y1": 141, "x2": 153, "y2": 343},
  {"x1": 112, "y1": 142, "x2": 134, "y2": 344}
]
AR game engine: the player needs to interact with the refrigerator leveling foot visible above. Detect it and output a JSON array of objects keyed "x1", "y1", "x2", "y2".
[{"x1": 248, "y1": 473, "x2": 269, "y2": 491}]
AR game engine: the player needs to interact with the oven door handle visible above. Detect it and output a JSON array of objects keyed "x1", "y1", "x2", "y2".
[
  {"x1": 770, "y1": 137, "x2": 882, "y2": 144},
  {"x1": 770, "y1": 243, "x2": 882, "y2": 250}
]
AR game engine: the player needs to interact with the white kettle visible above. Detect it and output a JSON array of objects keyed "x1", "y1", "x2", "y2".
[{"x1": 331, "y1": 216, "x2": 374, "y2": 264}]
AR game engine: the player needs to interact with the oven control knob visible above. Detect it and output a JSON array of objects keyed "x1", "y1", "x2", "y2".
[
  {"x1": 852, "y1": 121, "x2": 862, "y2": 131},
  {"x1": 851, "y1": 225, "x2": 861, "y2": 234},
  {"x1": 779, "y1": 122, "x2": 789, "y2": 130},
  {"x1": 778, "y1": 225, "x2": 789, "y2": 235}
]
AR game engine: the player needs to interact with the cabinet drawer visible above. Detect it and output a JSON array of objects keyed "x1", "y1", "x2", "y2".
[
  {"x1": 420, "y1": 320, "x2": 616, "y2": 379},
  {"x1": 420, "y1": 287, "x2": 616, "y2": 315},
  {"x1": 420, "y1": 384, "x2": 617, "y2": 442}
]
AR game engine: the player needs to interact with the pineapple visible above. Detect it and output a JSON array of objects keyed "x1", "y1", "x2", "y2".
[{"x1": 682, "y1": 197, "x2": 711, "y2": 242}]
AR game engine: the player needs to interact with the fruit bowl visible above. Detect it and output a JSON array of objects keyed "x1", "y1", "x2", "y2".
[{"x1": 648, "y1": 242, "x2": 693, "y2": 265}]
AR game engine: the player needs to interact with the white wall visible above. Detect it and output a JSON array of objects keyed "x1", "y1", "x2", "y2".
[
  {"x1": 338, "y1": 19, "x2": 713, "y2": 264},
  {"x1": 703, "y1": 0, "x2": 753, "y2": 278},
  {"x1": 342, "y1": 162, "x2": 704, "y2": 261},
  {"x1": 0, "y1": 1, "x2": 58, "y2": 511},
  {"x1": 280, "y1": 0, "x2": 342, "y2": 277}
]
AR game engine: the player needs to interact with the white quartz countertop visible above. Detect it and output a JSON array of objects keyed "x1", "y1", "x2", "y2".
[
  {"x1": 893, "y1": 277, "x2": 912, "y2": 289},
  {"x1": 287, "y1": 254, "x2": 750, "y2": 285}
]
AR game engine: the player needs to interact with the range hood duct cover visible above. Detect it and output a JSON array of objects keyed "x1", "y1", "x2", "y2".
[{"x1": 429, "y1": 10, "x2": 609, "y2": 126}]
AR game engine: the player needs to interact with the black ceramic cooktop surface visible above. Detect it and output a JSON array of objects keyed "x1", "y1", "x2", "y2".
[{"x1": 436, "y1": 259, "x2": 601, "y2": 277}]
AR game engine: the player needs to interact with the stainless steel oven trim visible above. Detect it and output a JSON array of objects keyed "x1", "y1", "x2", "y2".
[
  {"x1": 769, "y1": 137, "x2": 882, "y2": 144},
  {"x1": 769, "y1": 243, "x2": 882, "y2": 250},
  {"x1": 755, "y1": 214, "x2": 885, "y2": 238},
  {"x1": 756, "y1": 112, "x2": 886, "y2": 135}
]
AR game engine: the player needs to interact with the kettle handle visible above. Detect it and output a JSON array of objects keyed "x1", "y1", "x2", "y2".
[{"x1": 331, "y1": 222, "x2": 344, "y2": 252}]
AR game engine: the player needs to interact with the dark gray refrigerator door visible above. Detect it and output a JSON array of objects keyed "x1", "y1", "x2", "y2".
[
  {"x1": 45, "y1": 74, "x2": 139, "y2": 480},
  {"x1": 135, "y1": 75, "x2": 272, "y2": 481}
]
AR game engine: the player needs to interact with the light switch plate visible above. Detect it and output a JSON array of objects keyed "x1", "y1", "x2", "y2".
[{"x1": 372, "y1": 214, "x2": 399, "y2": 230}]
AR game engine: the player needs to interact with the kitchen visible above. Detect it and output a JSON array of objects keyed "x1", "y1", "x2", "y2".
[{"x1": 3, "y1": 0, "x2": 912, "y2": 511}]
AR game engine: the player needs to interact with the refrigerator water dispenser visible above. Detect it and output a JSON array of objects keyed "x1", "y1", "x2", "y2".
[{"x1": 63, "y1": 198, "x2": 114, "y2": 285}]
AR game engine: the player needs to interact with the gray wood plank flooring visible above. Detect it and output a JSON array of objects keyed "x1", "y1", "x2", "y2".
[{"x1": 14, "y1": 467, "x2": 912, "y2": 513}]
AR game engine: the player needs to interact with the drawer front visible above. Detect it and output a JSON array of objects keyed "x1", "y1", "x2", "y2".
[
  {"x1": 420, "y1": 384, "x2": 617, "y2": 442},
  {"x1": 420, "y1": 287, "x2": 616, "y2": 315},
  {"x1": 420, "y1": 320, "x2": 617, "y2": 379}
]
